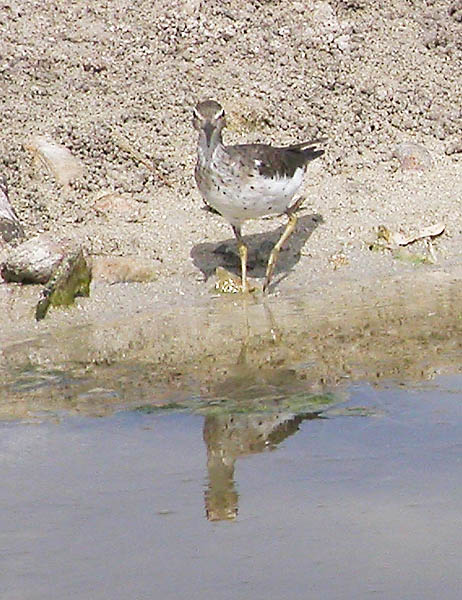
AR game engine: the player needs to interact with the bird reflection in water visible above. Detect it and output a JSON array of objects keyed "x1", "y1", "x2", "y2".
[
  {"x1": 203, "y1": 411, "x2": 321, "y2": 521},
  {"x1": 201, "y1": 300, "x2": 330, "y2": 521}
]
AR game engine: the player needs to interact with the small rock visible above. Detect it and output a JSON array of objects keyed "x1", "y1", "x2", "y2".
[
  {"x1": 449, "y1": 1, "x2": 462, "y2": 22},
  {"x1": 335, "y1": 34, "x2": 351, "y2": 52},
  {"x1": 91, "y1": 256, "x2": 159, "y2": 283},
  {"x1": 1, "y1": 234, "x2": 69, "y2": 284},
  {"x1": 92, "y1": 192, "x2": 142, "y2": 222},
  {"x1": 25, "y1": 136, "x2": 84, "y2": 186},
  {"x1": 35, "y1": 249, "x2": 92, "y2": 321},
  {"x1": 445, "y1": 136, "x2": 462, "y2": 156},
  {"x1": 393, "y1": 142, "x2": 433, "y2": 171}
]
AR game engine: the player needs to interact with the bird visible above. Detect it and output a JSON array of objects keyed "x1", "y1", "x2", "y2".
[{"x1": 193, "y1": 99, "x2": 325, "y2": 293}]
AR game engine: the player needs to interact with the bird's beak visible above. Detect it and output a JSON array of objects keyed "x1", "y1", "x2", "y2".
[{"x1": 203, "y1": 122, "x2": 215, "y2": 148}]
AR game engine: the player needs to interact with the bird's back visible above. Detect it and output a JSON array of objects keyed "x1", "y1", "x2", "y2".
[
  {"x1": 195, "y1": 138, "x2": 325, "y2": 225},
  {"x1": 225, "y1": 140, "x2": 325, "y2": 180}
]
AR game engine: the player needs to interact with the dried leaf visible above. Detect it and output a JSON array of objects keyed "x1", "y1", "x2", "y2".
[{"x1": 390, "y1": 222, "x2": 445, "y2": 246}]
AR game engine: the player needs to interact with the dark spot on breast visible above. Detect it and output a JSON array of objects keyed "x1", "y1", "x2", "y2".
[
  {"x1": 250, "y1": 185, "x2": 255, "y2": 190},
  {"x1": 268, "y1": 206, "x2": 272, "y2": 210}
]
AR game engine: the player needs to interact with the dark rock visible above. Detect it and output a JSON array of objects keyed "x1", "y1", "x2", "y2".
[{"x1": 0, "y1": 176, "x2": 24, "y2": 243}]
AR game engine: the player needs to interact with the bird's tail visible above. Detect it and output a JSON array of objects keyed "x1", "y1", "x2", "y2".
[{"x1": 287, "y1": 138, "x2": 326, "y2": 161}]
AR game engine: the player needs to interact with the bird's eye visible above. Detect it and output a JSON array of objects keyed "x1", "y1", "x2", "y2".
[
  {"x1": 217, "y1": 108, "x2": 225, "y2": 119},
  {"x1": 193, "y1": 108, "x2": 201, "y2": 120}
]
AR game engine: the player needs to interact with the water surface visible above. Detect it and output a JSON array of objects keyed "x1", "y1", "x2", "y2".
[
  {"x1": 2, "y1": 282, "x2": 462, "y2": 598},
  {"x1": 1, "y1": 375, "x2": 461, "y2": 600}
]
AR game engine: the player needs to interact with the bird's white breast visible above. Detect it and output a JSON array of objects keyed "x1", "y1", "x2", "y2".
[{"x1": 196, "y1": 146, "x2": 305, "y2": 226}]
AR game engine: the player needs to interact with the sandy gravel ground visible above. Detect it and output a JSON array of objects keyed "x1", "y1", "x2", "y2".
[
  {"x1": 0, "y1": 0, "x2": 461, "y2": 340},
  {"x1": 2, "y1": 3, "x2": 462, "y2": 548}
]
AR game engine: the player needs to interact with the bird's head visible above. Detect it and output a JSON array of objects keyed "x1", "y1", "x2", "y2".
[{"x1": 193, "y1": 100, "x2": 226, "y2": 150}]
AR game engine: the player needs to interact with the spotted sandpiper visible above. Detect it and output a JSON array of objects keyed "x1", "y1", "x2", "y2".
[{"x1": 193, "y1": 99, "x2": 325, "y2": 293}]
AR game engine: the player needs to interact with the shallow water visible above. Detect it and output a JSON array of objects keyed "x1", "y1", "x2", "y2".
[
  {"x1": 1, "y1": 282, "x2": 462, "y2": 598},
  {"x1": 3, "y1": 276, "x2": 462, "y2": 419},
  {"x1": 1, "y1": 374, "x2": 461, "y2": 600}
]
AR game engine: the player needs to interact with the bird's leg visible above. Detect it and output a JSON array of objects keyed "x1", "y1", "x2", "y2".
[
  {"x1": 263, "y1": 197, "x2": 304, "y2": 293},
  {"x1": 232, "y1": 224, "x2": 248, "y2": 293},
  {"x1": 263, "y1": 214, "x2": 297, "y2": 293}
]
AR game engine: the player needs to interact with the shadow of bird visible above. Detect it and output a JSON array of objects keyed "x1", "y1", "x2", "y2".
[{"x1": 191, "y1": 212, "x2": 324, "y2": 286}]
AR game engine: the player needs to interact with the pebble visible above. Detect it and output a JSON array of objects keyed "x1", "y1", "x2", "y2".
[{"x1": 393, "y1": 142, "x2": 433, "y2": 172}]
